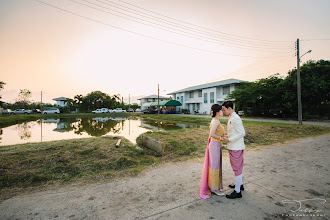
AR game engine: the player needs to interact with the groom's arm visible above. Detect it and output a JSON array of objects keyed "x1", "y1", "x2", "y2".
[{"x1": 228, "y1": 117, "x2": 245, "y2": 142}]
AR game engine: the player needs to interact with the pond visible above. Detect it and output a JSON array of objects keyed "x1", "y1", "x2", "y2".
[{"x1": 0, "y1": 117, "x2": 204, "y2": 146}]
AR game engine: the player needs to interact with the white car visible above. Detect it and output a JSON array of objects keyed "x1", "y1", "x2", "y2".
[
  {"x1": 10, "y1": 109, "x2": 32, "y2": 115},
  {"x1": 135, "y1": 108, "x2": 142, "y2": 112},
  {"x1": 238, "y1": 110, "x2": 244, "y2": 116},
  {"x1": 42, "y1": 108, "x2": 60, "y2": 114},
  {"x1": 92, "y1": 108, "x2": 109, "y2": 113},
  {"x1": 112, "y1": 108, "x2": 126, "y2": 113}
]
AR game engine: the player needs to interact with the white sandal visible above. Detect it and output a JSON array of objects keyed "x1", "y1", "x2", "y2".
[{"x1": 211, "y1": 190, "x2": 225, "y2": 196}]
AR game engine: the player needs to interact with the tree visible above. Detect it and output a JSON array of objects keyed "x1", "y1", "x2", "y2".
[
  {"x1": 228, "y1": 59, "x2": 330, "y2": 118},
  {"x1": 0, "y1": 81, "x2": 5, "y2": 100},
  {"x1": 16, "y1": 89, "x2": 32, "y2": 109},
  {"x1": 283, "y1": 60, "x2": 330, "y2": 118},
  {"x1": 79, "y1": 91, "x2": 116, "y2": 112}
]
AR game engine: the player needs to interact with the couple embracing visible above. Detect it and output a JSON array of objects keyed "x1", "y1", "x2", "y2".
[{"x1": 200, "y1": 101, "x2": 245, "y2": 200}]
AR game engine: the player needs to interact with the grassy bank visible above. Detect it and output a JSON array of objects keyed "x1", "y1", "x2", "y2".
[
  {"x1": 140, "y1": 114, "x2": 330, "y2": 158},
  {"x1": 0, "y1": 136, "x2": 160, "y2": 201},
  {"x1": 0, "y1": 112, "x2": 137, "y2": 128}
]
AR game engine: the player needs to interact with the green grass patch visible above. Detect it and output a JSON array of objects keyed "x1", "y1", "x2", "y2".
[{"x1": 143, "y1": 115, "x2": 330, "y2": 159}]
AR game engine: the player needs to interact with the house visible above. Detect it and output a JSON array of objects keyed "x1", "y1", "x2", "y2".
[
  {"x1": 167, "y1": 78, "x2": 244, "y2": 114},
  {"x1": 138, "y1": 95, "x2": 170, "y2": 110},
  {"x1": 53, "y1": 97, "x2": 68, "y2": 107}
]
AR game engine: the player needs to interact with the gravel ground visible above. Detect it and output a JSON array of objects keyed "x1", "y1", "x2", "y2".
[{"x1": 0, "y1": 134, "x2": 329, "y2": 220}]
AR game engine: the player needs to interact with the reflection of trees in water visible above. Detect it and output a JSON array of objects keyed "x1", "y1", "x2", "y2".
[
  {"x1": 74, "y1": 118, "x2": 122, "y2": 136},
  {"x1": 15, "y1": 123, "x2": 32, "y2": 140}
]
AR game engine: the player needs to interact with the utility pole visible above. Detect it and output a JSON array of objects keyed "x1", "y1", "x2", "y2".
[
  {"x1": 158, "y1": 84, "x2": 160, "y2": 114},
  {"x1": 296, "y1": 38, "x2": 302, "y2": 125},
  {"x1": 41, "y1": 91, "x2": 43, "y2": 112},
  {"x1": 129, "y1": 94, "x2": 130, "y2": 111}
]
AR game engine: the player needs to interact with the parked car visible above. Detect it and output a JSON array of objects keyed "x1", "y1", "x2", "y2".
[
  {"x1": 181, "y1": 109, "x2": 190, "y2": 114},
  {"x1": 31, "y1": 109, "x2": 41, "y2": 114},
  {"x1": 143, "y1": 108, "x2": 157, "y2": 114},
  {"x1": 10, "y1": 109, "x2": 31, "y2": 115},
  {"x1": 135, "y1": 108, "x2": 142, "y2": 112},
  {"x1": 112, "y1": 108, "x2": 126, "y2": 113},
  {"x1": 108, "y1": 109, "x2": 114, "y2": 113},
  {"x1": 1, "y1": 109, "x2": 12, "y2": 114},
  {"x1": 92, "y1": 108, "x2": 109, "y2": 113},
  {"x1": 237, "y1": 110, "x2": 244, "y2": 116},
  {"x1": 269, "y1": 108, "x2": 293, "y2": 118},
  {"x1": 42, "y1": 108, "x2": 60, "y2": 114},
  {"x1": 127, "y1": 108, "x2": 134, "y2": 112}
]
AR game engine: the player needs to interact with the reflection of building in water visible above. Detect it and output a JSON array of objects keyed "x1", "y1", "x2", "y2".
[
  {"x1": 110, "y1": 117, "x2": 125, "y2": 122},
  {"x1": 43, "y1": 118, "x2": 79, "y2": 133},
  {"x1": 43, "y1": 118, "x2": 60, "y2": 123}
]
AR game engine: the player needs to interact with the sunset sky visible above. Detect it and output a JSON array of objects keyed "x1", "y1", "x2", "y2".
[{"x1": 1, "y1": 0, "x2": 330, "y2": 104}]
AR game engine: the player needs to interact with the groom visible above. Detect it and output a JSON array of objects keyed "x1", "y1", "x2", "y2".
[{"x1": 222, "y1": 101, "x2": 245, "y2": 199}]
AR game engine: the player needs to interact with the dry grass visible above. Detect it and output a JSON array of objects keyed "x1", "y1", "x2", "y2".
[{"x1": 0, "y1": 136, "x2": 159, "y2": 201}]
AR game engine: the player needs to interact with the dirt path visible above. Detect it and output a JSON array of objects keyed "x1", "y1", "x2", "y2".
[{"x1": 1, "y1": 135, "x2": 329, "y2": 220}]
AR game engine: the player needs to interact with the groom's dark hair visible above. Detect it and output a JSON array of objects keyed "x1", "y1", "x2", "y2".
[{"x1": 222, "y1": 101, "x2": 233, "y2": 109}]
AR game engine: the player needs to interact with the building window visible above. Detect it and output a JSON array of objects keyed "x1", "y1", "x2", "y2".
[
  {"x1": 181, "y1": 96, "x2": 183, "y2": 103},
  {"x1": 223, "y1": 86, "x2": 230, "y2": 95},
  {"x1": 204, "y1": 93, "x2": 207, "y2": 103},
  {"x1": 177, "y1": 96, "x2": 179, "y2": 100},
  {"x1": 189, "y1": 92, "x2": 194, "y2": 98},
  {"x1": 198, "y1": 90, "x2": 202, "y2": 97},
  {"x1": 210, "y1": 92, "x2": 214, "y2": 103},
  {"x1": 235, "y1": 84, "x2": 240, "y2": 90}
]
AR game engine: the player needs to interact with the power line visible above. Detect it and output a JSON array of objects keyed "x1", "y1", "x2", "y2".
[
  {"x1": 117, "y1": 0, "x2": 293, "y2": 44},
  {"x1": 220, "y1": 56, "x2": 294, "y2": 79},
  {"x1": 71, "y1": 0, "x2": 294, "y2": 52},
  {"x1": 301, "y1": 38, "x2": 330, "y2": 41},
  {"x1": 33, "y1": 0, "x2": 294, "y2": 58},
  {"x1": 97, "y1": 0, "x2": 293, "y2": 48}
]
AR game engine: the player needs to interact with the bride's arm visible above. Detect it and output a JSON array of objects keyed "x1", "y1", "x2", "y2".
[{"x1": 209, "y1": 120, "x2": 220, "y2": 140}]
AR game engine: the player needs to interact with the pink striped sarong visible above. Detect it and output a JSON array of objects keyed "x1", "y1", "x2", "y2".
[
  {"x1": 228, "y1": 149, "x2": 244, "y2": 176},
  {"x1": 200, "y1": 138, "x2": 223, "y2": 199}
]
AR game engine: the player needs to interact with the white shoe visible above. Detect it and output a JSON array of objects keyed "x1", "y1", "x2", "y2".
[{"x1": 211, "y1": 190, "x2": 225, "y2": 196}]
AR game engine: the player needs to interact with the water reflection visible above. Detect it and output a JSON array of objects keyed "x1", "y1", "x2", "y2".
[
  {"x1": 15, "y1": 122, "x2": 32, "y2": 140},
  {"x1": 75, "y1": 118, "x2": 123, "y2": 136},
  {"x1": 0, "y1": 117, "x2": 204, "y2": 146}
]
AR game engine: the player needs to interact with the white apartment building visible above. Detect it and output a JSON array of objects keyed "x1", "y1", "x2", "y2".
[
  {"x1": 167, "y1": 79, "x2": 243, "y2": 114},
  {"x1": 138, "y1": 95, "x2": 170, "y2": 110},
  {"x1": 53, "y1": 97, "x2": 68, "y2": 107}
]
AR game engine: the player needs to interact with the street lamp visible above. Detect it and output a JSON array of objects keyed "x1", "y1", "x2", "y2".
[{"x1": 296, "y1": 38, "x2": 312, "y2": 125}]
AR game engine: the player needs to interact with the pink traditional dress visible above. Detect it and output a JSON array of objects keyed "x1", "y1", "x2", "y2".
[{"x1": 200, "y1": 118, "x2": 224, "y2": 199}]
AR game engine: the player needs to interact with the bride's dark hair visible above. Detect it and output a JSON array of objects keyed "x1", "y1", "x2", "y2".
[{"x1": 211, "y1": 104, "x2": 221, "y2": 117}]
